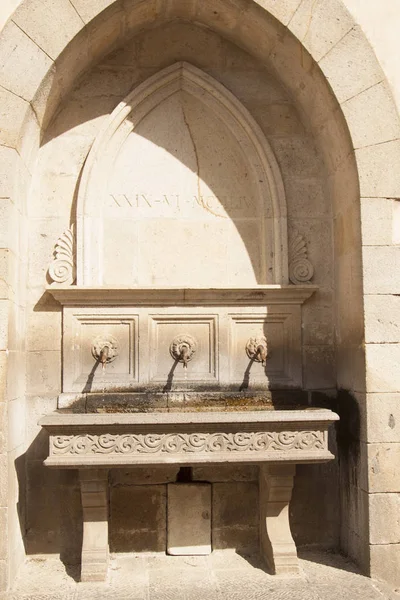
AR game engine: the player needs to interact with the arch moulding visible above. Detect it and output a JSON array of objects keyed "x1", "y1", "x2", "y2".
[{"x1": 76, "y1": 61, "x2": 288, "y2": 285}]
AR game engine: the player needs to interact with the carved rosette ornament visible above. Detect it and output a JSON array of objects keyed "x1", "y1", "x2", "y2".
[
  {"x1": 48, "y1": 225, "x2": 76, "y2": 285},
  {"x1": 288, "y1": 230, "x2": 314, "y2": 285}
]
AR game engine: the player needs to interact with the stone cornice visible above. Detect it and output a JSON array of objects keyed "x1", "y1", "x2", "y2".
[{"x1": 46, "y1": 285, "x2": 318, "y2": 306}]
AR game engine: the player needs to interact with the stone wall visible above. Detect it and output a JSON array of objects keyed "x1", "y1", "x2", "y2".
[{"x1": 0, "y1": 0, "x2": 399, "y2": 591}]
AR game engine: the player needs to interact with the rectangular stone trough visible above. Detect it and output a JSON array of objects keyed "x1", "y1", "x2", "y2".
[
  {"x1": 40, "y1": 409, "x2": 338, "y2": 468},
  {"x1": 40, "y1": 408, "x2": 338, "y2": 582}
]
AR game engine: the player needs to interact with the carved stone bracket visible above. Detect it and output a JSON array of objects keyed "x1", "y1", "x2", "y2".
[
  {"x1": 48, "y1": 225, "x2": 76, "y2": 285},
  {"x1": 259, "y1": 464, "x2": 299, "y2": 574},
  {"x1": 289, "y1": 230, "x2": 314, "y2": 285}
]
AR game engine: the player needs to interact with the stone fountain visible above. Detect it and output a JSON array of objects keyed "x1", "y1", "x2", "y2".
[{"x1": 40, "y1": 62, "x2": 339, "y2": 582}]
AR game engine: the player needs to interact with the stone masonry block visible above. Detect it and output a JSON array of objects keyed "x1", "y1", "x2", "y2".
[
  {"x1": 167, "y1": 483, "x2": 211, "y2": 555},
  {"x1": 370, "y1": 544, "x2": 400, "y2": 589},
  {"x1": 0, "y1": 559, "x2": 7, "y2": 593},
  {"x1": 361, "y1": 198, "x2": 394, "y2": 247},
  {"x1": 369, "y1": 493, "x2": 400, "y2": 545},
  {"x1": 212, "y1": 482, "x2": 258, "y2": 551},
  {"x1": 71, "y1": 0, "x2": 122, "y2": 23},
  {"x1": 361, "y1": 443, "x2": 400, "y2": 493},
  {"x1": 136, "y1": 22, "x2": 224, "y2": 69},
  {"x1": 363, "y1": 246, "x2": 400, "y2": 295},
  {"x1": 342, "y1": 81, "x2": 400, "y2": 149},
  {"x1": 0, "y1": 508, "x2": 7, "y2": 560},
  {"x1": 0, "y1": 301, "x2": 9, "y2": 351},
  {"x1": 356, "y1": 139, "x2": 400, "y2": 199},
  {"x1": 289, "y1": 0, "x2": 353, "y2": 62},
  {"x1": 319, "y1": 26, "x2": 384, "y2": 104},
  {"x1": 365, "y1": 343, "x2": 400, "y2": 393},
  {"x1": 0, "y1": 86, "x2": 29, "y2": 148},
  {"x1": 110, "y1": 467, "x2": 179, "y2": 486},
  {"x1": 254, "y1": 0, "x2": 302, "y2": 25},
  {"x1": 12, "y1": 0, "x2": 83, "y2": 61},
  {"x1": 26, "y1": 309, "x2": 61, "y2": 352},
  {"x1": 0, "y1": 206, "x2": 19, "y2": 258},
  {"x1": 364, "y1": 393, "x2": 400, "y2": 443},
  {"x1": 364, "y1": 295, "x2": 400, "y2": 343},
  {"x1": 303, "y1": 345, "x2": 336, "y2": 390},
  {"x1": 87, "y1": 1, "x2": 127, "y2": 64},
  {"x1": 8, "y1": 397, "x2": 25, "y2": 452},
  {"x1": 0, "y1": 21, "x2": 53, "y2": 102},
  {"x1": 192, "y1": 465, "x2": 258, "y2": 483},
  {"x1": 110, "y1": 485, "x2": 166, "y2": 553},
  {"x1": 0, "y1": 145, "x2": 18, "y2": 199},
  {"x1": 26, "y1": 351, "x2": 61, "y2": 395}
]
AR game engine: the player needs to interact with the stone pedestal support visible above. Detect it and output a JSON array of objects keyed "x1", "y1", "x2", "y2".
[
  {"x1": 259, "y1": 464, "x2": 299, "y2": 575},
  {"x1": 79, "y1": 469, "x2": 109, "y2": 582}
]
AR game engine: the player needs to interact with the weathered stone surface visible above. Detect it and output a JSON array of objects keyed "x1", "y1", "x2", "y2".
[
  {"x1": 167, "y1": 483, "x2": 211, "y2": 555},
  {"x1": 12, "y1": 0, "x2": 83, "y2": 61},
  {"x1": 370, "y1": 543, "x2": 400, "y2": 589},
  {"x1": 361, "y1": 198, "x2": 394, "y2": 247},
  {"x1": 303, "y1": 345, "x2": 336, "y2": 389},
  {"x1": 289, "y1": 0, "x2": 353, "y2": 62},
  {"x1": 79, "y1": 469, "x2": 109, "y2": 582},
  {"x1": 362, "y1": 443, "x2": 400, "y2": 493},
  {"x1": 110, "y1": 485, "x2": 166, "y2": 553},
  {"x1": 364, "y1": 295, "x2": 400, "y2": 343},
  {"x1": 260, "y1": 464, "x2": 299, "y2": 574},
  {"x1": 192, "y1": 465, "x2": 258, "y2": 483},
  {"x1": 343, "y1": 81, "x2": 400, "y2": 149},
  {"x1": 70, "y1": 0, "x2": 118, "y2": 23},
  {"x1": 364, "y1": 393, "x2": 400, "y2": 443},
  {"x1": 319, "y1": 26, "x2": 384, "y2": 104},
  {"x1": 365, "y1": 343, "x2": 400, "y2": 393},
  {"x1": 110, "y1": 467, "x2": 179, "y2": 486},
  {"x1": 357, "y1": 140, "x2": 400, "y2": 199},
  {"x1": 0, "y1": 21, "x2": 52, "y2": 102},
  {"x1": 212, "y1": 482, "x2": 259, "y2": 552},
  {"x1": 369, "y1": 493, "x2": 400, "y2": 545},
  {"x1": 2, "y1": 3, "x2": 399, "y2": 592},
  {"x1": 253, "y1": 0, "x2": 302, "y2": 25}
]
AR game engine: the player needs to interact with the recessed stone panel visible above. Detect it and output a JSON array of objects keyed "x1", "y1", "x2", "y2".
[
  {"x1": 167, "y1": 483, "x2": 211, "y2": 555},
  {"x1": 63, "y1": 308, "x2": 138, "y2": 393},
  {"x1": 149, "y1": 315, "x2": 217, "y2": 384},
  {"x1": 228, "y1": 307, "x2": 302, "y2": 388}
]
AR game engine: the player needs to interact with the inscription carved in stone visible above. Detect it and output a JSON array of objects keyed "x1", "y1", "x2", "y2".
[
  {"x1": 289, "y1": 230, "x2": 314, "y2": 285},
  {"x1": 51, "y1": 431, "x2": 326, "y2": 456},
  {"x1": 48, "y1": 225, "x2": 76, "y2": 285}
]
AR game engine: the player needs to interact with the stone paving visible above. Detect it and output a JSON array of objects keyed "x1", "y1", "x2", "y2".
[{"x1": 7, "y1": 550, "x2": 400, "y2": 600}]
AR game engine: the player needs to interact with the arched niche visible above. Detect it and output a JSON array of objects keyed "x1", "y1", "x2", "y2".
[{"x1": 76, "y1": 62, "x2": 288, "y2": 286}]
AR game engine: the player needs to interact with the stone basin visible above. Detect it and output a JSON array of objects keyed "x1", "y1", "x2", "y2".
[
  {"x1": 40, "y1": 408, "x2": 338, "y2": 468},
  {"x1": 40, "y1": 407, "x2": 338, "y2": 582}
]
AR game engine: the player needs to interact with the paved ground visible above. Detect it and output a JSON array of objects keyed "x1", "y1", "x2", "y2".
[{"x1": 7, "y1": 550, "x2": 400, "y2": 600}]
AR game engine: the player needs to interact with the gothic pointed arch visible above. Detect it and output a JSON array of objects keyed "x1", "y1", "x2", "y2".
[{"x1": 75, "y1": 62, "x2": 288, "y2": 285}]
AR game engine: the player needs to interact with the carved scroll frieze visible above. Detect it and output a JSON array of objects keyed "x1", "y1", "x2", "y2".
[
  {"x1": 48, "y1": 225, "x2": 76, "y2": 285},
  {"x1": 51, "y1": 430, "x2": 326, "y2": 456},
  {"x1": 288, "y1": 230, "x2": 314, "y2": 285}
]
